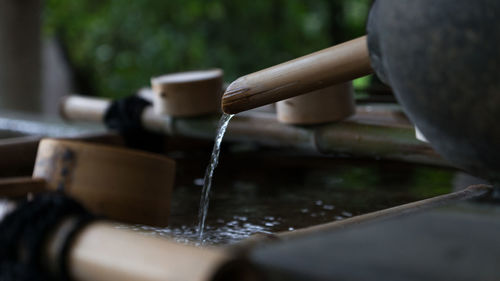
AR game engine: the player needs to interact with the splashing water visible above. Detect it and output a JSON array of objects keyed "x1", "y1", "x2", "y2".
[{"x1": 197, "y1": 113, "x2": 234, "y2": 242}]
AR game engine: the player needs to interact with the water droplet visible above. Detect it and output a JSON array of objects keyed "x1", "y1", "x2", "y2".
[
  {"x1": 193, "y1": 178, "x2": 204, "y2": 186},
  {"x1": 234, "y1": 216, "x2": 247, "y2": 221},
  {"x1": 341, "y1": 211, "x2": 353, "y2": 217}
]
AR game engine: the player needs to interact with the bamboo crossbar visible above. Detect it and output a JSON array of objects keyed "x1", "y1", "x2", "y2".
[
  {"x1": 60, "y1": 96, "x2": 449, "y2": 167},
  {"x1": 231, "y1": 184, "x2": 493, "y2": 252},
  {"x1": 276, "y1": 184, "x2": 492, "y2": 240},
  {"x1": 42, "y1": 221, "x2": 255, "y2": 281}
]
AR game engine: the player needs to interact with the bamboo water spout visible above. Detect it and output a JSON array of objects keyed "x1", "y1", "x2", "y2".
[{"x1": 221, "y1": 36, "x2": 372, "y2": 114}]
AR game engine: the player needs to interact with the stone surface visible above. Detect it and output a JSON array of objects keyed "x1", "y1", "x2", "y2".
[{"x1": 250, "y1": 200, "x2": 500, "y2": 281}]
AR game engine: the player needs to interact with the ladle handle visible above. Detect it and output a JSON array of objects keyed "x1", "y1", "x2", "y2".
[
  {"x1": 0, "y1": 177, "x2": 47, "y2": 198},
  {"x1": 60, "y1": 95, "x2": 166, "y2": 133},
  {"x1": 222, "y1": 36, "x2": 372, "y2": 114},
  {"x1": 60, "y1": 95, "x2": 111, "y2": 123}
]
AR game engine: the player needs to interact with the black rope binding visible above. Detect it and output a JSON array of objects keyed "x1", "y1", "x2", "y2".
[
  {"x1": 103, "y1": 95, "x2": 165, "y2": 153},
  {"x1": 0, "y1": 192, "x2": 95, "y2": 281}
]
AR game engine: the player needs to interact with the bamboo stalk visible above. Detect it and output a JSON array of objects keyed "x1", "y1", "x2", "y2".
[
  {"x1": 42, "y1": 221, "x2": 255, "y2": 281},
  {"x1": 59, "y1": 95, "x2": 110, "y2": 122},
  {"x1": 221, "y1": 36, "x2": 372, "y2": 114},
  {"x1": 276, "y1": 184, "x2": 491, "y2": 240},
  {"x1": 172, "y1": 112, "x2": 448, "y2": 167},
  {"x1": 60, "y1": 96, "x2": 449, "y2": 167},
  {"x1": 232, "y1": 184, "x2": 493, "y2": 253}
]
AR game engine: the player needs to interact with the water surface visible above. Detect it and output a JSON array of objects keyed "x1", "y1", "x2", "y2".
[{"x1": 131, "y1": 153, "x2": 456, "y2": 246}]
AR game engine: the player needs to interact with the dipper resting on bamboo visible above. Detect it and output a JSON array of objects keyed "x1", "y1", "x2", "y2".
[{"x1": 222, "y1": 0, "x2": 500, "y2": 183}]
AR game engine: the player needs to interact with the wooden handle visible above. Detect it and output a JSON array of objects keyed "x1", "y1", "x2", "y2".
[
  {"x1": 43, "y1": 221, "x2": 255, "y2": 281},
  {"x1": 60, "y1": 95, "x2": 111, "y2": 123},
  {"x1": 0, "y1": 177, "x2": 47, "y2": 198},
  {"x1": 60, "y1": 95, "x2": 167, "y2": 134},
  {"x1": 222, "y1": 36, "x2": 372, "y2": 114}
]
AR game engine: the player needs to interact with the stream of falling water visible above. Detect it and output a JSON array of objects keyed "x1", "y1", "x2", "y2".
[{"x1": 197, "y1": 113, "x2": 234, "y2": 242}]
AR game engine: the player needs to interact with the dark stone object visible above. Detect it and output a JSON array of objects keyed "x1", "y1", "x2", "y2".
[
  {"x1": 250, "y1": 202, "x2": 500, "y2": 281},
  {"x1": 367, "y1": 0, "x2": 500, "y2": 182}
]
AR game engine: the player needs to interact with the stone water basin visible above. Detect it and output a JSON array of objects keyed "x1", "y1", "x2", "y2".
[{"x1": 129, "y1": 145, "x2": 465, "y2": 246}]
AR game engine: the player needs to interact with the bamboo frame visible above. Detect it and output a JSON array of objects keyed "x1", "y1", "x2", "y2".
[
  {"x1": 42, "y1": 221, "x2": 256, "y2": 281},
  {"x1": 232, "y1": 184, "x2": 492, "y2": 252},
  {"x1": 276, "y1": 184, "x2": 492, "y2": 240},
  {"x1": 60, "y1": 95, "x2": 449, "y2": 167}
]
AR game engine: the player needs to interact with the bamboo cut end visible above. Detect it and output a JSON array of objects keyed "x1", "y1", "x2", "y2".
[
  {"x1": 221, "y1": 78, "x2": 251, "y2": 114},
  {"x1": 152, "y1": 69, "x2": 224, "y2": 117}
]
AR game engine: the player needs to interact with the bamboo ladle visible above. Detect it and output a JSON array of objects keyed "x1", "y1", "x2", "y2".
[{"x1": 0, "y1": 138, "x2": 176, "y2": 227}]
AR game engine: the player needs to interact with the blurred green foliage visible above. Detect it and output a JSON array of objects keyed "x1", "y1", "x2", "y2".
[{"x1": 44, "y1": 0, "x2": 370, "y2": 98}]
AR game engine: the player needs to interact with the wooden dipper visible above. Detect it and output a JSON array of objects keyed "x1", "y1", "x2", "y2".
[
  {"x1": 151, "y1": 69, "x2": 223, "y2": 117},
  {"x1": 276, "y1": 82, "x2": 355, "y2": 125},
  {"x1": 0, "y1": 139, "x2": 176, "y2": 227}
]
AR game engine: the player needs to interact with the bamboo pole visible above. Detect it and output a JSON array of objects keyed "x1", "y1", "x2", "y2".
[
  {"x1": 60, "y1": 96, "x2": 449, "y2": 167},
  {"x1": 59, "y1": 95, "x2": 111, "y2": 122},
  {"x1": 42, "y1": 221, "x2": 256, "y2": 281},
  {"x1": 221, "y1": 36, "x2": 372, "y2": 114},
  {"x1": 277, "y1": 184, "x2": 491, "y2": 240},
  {"x1": 231, "y1": 184, "x2": 493, "y2": 252}
]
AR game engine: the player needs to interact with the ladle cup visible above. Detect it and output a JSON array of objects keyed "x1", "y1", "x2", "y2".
[{"x1": 0, "y1": 138, "x2": 176, "y2": 227}]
